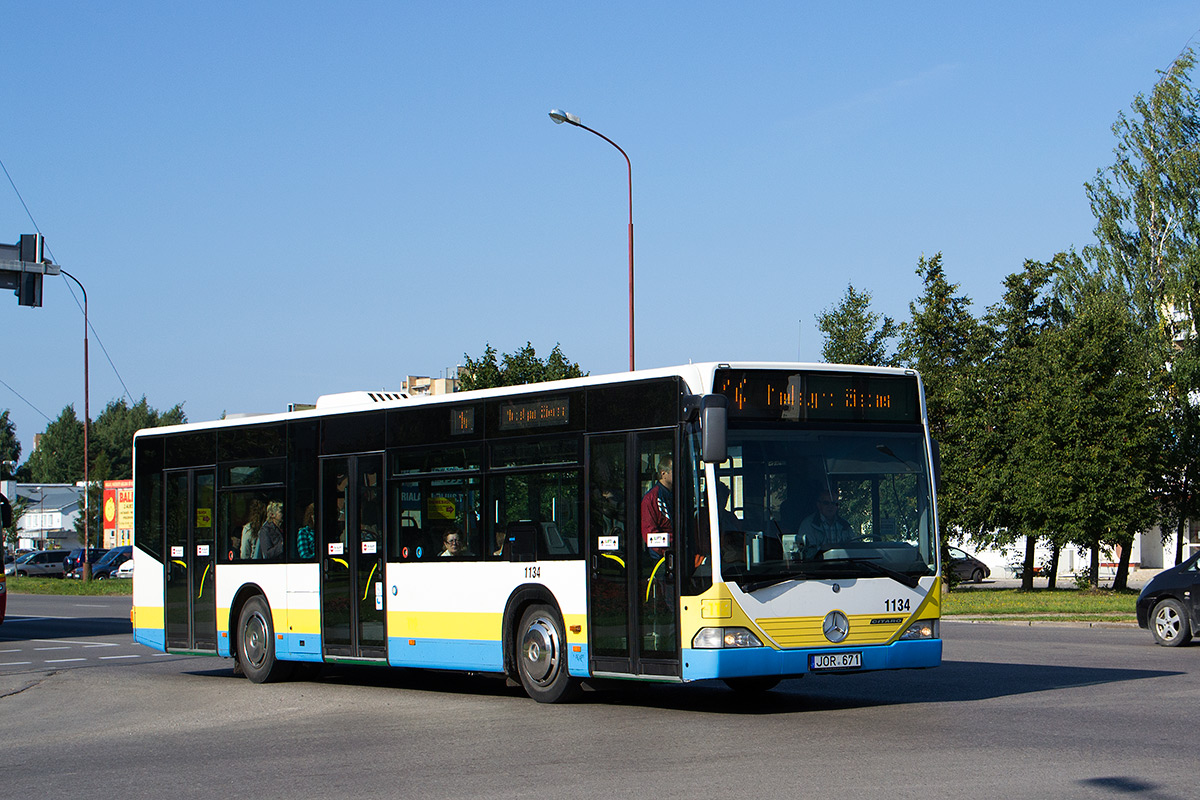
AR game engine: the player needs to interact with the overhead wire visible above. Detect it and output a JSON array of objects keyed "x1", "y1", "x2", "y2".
[{"x1": 1, "y1": 155, "x2": 136, "y2": 409}]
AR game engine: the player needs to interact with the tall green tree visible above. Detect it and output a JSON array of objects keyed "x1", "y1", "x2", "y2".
[
  {"x1": 896, "y1": 254, "x2": 982, "y2": 568},
  {"x1": 459, "y1": 342, "x2": 586, "y2": 391},
  {"x1": 92, "y1": 397, "x2": 186, "y2": 479},
  {"x1": 1023, "y1": 273, "x2": 1162, "y2": 589},
  {"x1": 953, "y1": 259, "x2": 1063, "y2": 589},
  {"x1": 23, "y1": 405, "x2": 85, "y2": 484},
  {"x1": 0, "y1": 409, "x2": 20, "y2": 479},
  {"x1": 1084, "y1": 48, "x2": 1200, "y2": 565},
  {"x1": 817, "y1": 283, "x2": 898, "y2": 366}
]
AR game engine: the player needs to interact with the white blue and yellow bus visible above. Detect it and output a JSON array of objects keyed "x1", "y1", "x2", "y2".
[{"x1": 131, "y1": 363, "x2": 941, "y2": 702}]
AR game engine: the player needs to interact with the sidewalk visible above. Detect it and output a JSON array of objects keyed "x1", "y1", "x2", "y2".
[{"x1": 956, "y1": 567, "x2": 1162, "y2": 592}]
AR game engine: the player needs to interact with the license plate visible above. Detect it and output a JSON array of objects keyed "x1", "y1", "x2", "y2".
[{"x1": 810, "y1": 652, "x2": 862, "y2": 671}]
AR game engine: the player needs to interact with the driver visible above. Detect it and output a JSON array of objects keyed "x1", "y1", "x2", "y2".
[{"x1": 795, "y1": 489, "x2": 853, "y2": 559}]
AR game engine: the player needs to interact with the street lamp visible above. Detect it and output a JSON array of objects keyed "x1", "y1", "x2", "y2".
[
  {"x1": 60, "y1": 268, "x2": 91, "y2": 581},
  {"x1": 548, "y1": 109, "x2": 636, "y2": 371}
]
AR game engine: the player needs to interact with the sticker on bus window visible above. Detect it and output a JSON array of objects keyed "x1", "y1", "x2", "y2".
[
  {"x1": 598, "y1": 536, "x2": 620, "y2": 551},
  {"x1": 375, "y1": 582, "x2": 383, "y2": 611},
  {"x1": 171, "y1": 546, "x2": 184, "y2": 558},
  {"x1": 197, "y1": 545, "x2": 210, "y2": 557},
  {"x1": 362, "y1": 541, "x2": 377, "y2": 555},
  {"x1": 195, "y1": 508, "x2": 212, "y2": 528},
  {"x1": 647, "y1": 533, "x2": 670, "y2": 548},
  {"x1": 328, "y1": 542, "x2": 344, "y2": 556}
]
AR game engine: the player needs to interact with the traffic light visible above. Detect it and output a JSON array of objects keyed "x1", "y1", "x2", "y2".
[{"x1": 15, "y1": 234, "x2": 44, "y2": 307}]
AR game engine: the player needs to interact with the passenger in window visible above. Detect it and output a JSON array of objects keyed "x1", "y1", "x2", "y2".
[
  {"x1": 492, "y1": 528, "x2": 507, "y2": 557},
  {"x1": 256, "y1": 501, "x2": 285, "y2": 559},
  {"x1": 440, "y1": 527, "x2": 467, "y2": 558},
  {"x1": 640, "y1": 456, "x2": 673, "y2": 551},
  {"x1": 239, "y1": 499, "x2": 266, "y2": 560},
  {"x1": 296, "y1": 503, "x2": 316, "y2": 560}
]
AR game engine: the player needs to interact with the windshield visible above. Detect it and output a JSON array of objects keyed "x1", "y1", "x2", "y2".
[{"x1": 714, "y1": 426, "x2": 936, "y2": 589}]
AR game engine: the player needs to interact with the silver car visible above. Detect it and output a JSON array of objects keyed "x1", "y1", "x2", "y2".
[{"x1": 12, "y1": 549, "x2": 71, "y2": 577}]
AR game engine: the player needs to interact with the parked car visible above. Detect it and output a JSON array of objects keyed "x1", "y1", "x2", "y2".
[
  {"x1": 946, "y1": 546, "x2": 991, "y2": 583},
  {"x1": 114, "y1": 558, "x2": 134, "y2": 579},
  {"x1": 1137, "y1": 552, "x2": 1200, "y2": 647},
  {"x1": 63, "y1": 548, "x2": 108, "y2": 576},
  {"x1": 71, "y1": 546, "x2": 132, "y2": 580},
  {"x1": 13, "y1": 549, "x2": 71, "y2": 577}
]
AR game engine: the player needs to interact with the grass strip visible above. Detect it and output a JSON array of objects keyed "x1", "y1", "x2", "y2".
[
  {"x1": 943, "y1": 587, "x2": 1138, "y2": 622},
  {"x1": 5, "y1": 576, "x2": 133, "y2": 596}
]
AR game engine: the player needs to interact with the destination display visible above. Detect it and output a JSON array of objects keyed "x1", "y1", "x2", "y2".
[
  {"x1": 497, "y1": 396, "x2": 571, "y2": 431},
  {"x1": 713, "y1": 369, "x2": 920, "y2": 423}
]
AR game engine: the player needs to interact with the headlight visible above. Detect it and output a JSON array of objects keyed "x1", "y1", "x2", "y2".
[
  {"x1": 692, "y1": 627, "x2": 764, "y2": 649},
  {"x1": 899, "y1": 619, "x2": 938, "y2": 640}
]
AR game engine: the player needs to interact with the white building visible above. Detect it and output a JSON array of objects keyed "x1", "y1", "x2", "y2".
[{"x1": 0, "y1": 481, "x2": 85, "y2": 551}]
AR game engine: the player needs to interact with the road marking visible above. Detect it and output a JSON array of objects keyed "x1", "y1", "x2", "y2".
[
  {"x1": 83, "y1": 642, "x2": 120, "y2": 648},
  {"x1": 99, "y1": 655, "x2": 141, "y2": 660},
  {"x1": 44, "y1": 658, "x2": 86, "y2": 664},
  {"x1": 0, "y1": 661, "x2": 33, "y2": 667},
  {"x1": 0, "y1": 649, "x2": 20, "y2": 654},
  {"x1": 35, "y1": 646, "x2": 71, "y2": 651}
]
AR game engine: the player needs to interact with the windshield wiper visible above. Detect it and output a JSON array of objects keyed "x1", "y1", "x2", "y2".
[
  {"x1": 817, "y1": 557, "x2": 922, "y2": 589},
  {"x1": 740, "y1": 570, "x2": 813, "y2": 593}
]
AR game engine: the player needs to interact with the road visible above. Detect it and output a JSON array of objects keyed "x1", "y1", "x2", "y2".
[{"x1": 1, "y1": 594, "x2": 1194, "y2": 800}]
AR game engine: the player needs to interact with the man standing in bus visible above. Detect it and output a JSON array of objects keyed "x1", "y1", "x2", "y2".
[{"x1": 640, "y1": 456, "x2": 673, "y2": 549}]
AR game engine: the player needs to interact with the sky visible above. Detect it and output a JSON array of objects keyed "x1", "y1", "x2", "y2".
[{"x1": 2, "y1": 2, "x2": 1198, "y2": 463}]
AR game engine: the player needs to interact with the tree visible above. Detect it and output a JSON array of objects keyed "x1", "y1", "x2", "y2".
[
  {"x1": 1084, "y1": 47, "x2": 1200, "y2": 565},
  {"x1": 0, "y1": 409, "x2": 19, "y2": 479},
  {"x1": 459, "y1": 342, "x2": 586, "y2": 391},
  {"x1": 895, "y1": 254, "x2": 983, "y2": 577},
  {"x1": 22, "y1": 405, "x2": 85, "y2": 484},
  {"x1": 92, "y1": 397, "x2": 186, "y2": 479},
  {"x1": 817, "y1": 284, "x2": 898, "y2": 366},
  {"x1": 1023, "y1": 273, "x2": 1162, "y2": 589},
  {"x1": 952, "y1": 259, "x2": 1063, "y2": 589}
]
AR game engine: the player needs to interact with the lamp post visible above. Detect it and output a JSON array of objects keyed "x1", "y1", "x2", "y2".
[
  {"x1": 60, "y1": 268, "x2": 91, "y2": 581},
  {"x1": 548, "y1": 109, "x2": 636, "y2": 371}
]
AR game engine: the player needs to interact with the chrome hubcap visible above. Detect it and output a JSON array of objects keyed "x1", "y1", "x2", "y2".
[{"x1": 521, "y1": 617, "x2": 559, "y2": 685}]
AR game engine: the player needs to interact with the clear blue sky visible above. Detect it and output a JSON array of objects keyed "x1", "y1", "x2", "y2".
[{"x1": 2, "y1": 2, "x2": 1198, "y2": 461}]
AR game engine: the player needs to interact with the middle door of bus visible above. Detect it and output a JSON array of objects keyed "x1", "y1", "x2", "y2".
[
  {"x1": 586, "y1": 431, "x2": 680, "y2": 677},
  {"x1": 320, "y1": 454, "x2": 387, "y2": 660}
]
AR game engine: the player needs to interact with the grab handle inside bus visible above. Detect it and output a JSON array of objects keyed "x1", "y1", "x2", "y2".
[{"x1": 701, "y1": 394, "x2": 728, "y2": 464}]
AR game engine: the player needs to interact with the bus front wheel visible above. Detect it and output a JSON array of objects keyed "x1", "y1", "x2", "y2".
[
  {"x1": 237, "y1": 595, "x2": 293, "y2": 683},
  {"x1": 515, "y1": 604, "x2": 580, "y2": 703}
]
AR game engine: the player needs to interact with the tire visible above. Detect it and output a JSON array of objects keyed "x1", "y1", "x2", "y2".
[
  {"x1": 1151, "y1": 598, "x2": 1192, "y2": 647},
  {"x1": 237, "y1": 596, "x2": 294, "y2": 683},
  {"x1": 723, "y1": 676, "x2": 783, "y2": 694},
  {"x1": 515, "y1": 604, "x2": 580, "y2": 703},
  {"x1": 971, "y1": 568, "x2": 985, "y2": 584}
]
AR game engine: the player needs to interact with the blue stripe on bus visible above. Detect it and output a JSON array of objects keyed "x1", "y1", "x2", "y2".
[
  {"x1": 387, "y1": 637, "x2": 505, "y2": 671},
  {"x1": 134, "y1": 627, "x2": 165, "y2": 651},
  {"x1": 682, "y1": 638, "x2": 942, "y2": 680}
]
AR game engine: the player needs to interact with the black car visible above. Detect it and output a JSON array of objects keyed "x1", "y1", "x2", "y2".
[
  {"x1": 946, "y1": 545, "x2": 991, "y2": 583},
  {"x1": 1137, "y1": 552, "x2": 1200, "y2": 646},
  {"x1": 63, "y1": 548, "x2": 108, "y2": 577}
]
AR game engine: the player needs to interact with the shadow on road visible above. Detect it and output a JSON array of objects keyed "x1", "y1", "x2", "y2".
[
  {"x1": 0, "y1": 615, "x2": 133, "y2": 641},
  {"x1": 180, "y1": 656, "x2": 1182, "y2": 715}
]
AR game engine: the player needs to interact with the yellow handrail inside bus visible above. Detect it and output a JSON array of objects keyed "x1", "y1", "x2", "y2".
[
  {"x1": 197, "y1": 564, "x2": 210, "y2": 599},
  {"x1": 645, "y1": 557, "x2": 666, "y2": 602},
  {"x1": 362, "y1": 563, "x2": 378, "y2": 601}
]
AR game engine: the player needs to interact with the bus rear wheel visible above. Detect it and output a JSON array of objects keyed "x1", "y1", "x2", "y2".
[
  {"x1": 237, "y1": 595, "x2": 293, "y2": 683},
  {"x1": 515, "y1": 604, "x2": 580, "y2": 703}
]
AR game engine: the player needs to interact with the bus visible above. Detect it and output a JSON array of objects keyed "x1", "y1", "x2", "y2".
[{"x1": 131, "y1": 362, "x2": 941, "y2": 701}]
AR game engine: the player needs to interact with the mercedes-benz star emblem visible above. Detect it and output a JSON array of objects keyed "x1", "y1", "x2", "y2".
[{"x1": 823, "y1": 610, "x2": 850, "y2": 643}]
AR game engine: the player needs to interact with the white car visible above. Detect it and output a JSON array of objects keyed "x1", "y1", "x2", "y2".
[{"x1": 114, "y1": 559, "x2": 134, "y2": 579}]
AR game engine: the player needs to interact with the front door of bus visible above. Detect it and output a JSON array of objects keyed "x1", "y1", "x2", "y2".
[
  {"x1": 586, "y1": 432, "x2": 680, "y2": 677},
  {"x1": 164, "y1": 468, "x2": 217, "y2": 652},
  {"x1": 320, "y1": 454, "x2": 386, "y2": 660}
]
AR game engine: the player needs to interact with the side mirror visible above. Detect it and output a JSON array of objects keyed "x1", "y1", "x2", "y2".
[{"x1": 701, "y1": 395, "x2": 728, "y2": 464}]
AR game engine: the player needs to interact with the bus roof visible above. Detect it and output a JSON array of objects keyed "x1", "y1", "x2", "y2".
[{"x1": 132, "y1": 361, "x2": 920, "y2": 439}]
